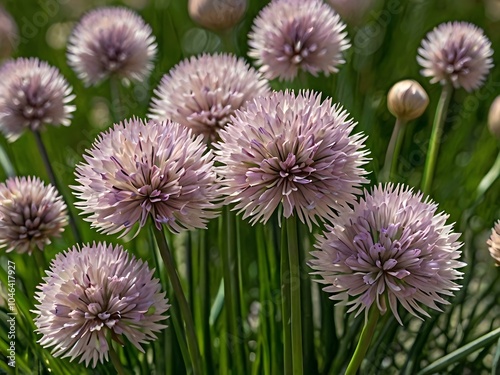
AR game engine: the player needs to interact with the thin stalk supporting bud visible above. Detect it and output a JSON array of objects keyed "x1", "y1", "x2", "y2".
[
  {"x1": 421, "y1": 83, "x2": 453, "y2": 195},
  {"x1": 381, "y1": 80, "x2": 428, "y2": 182}
]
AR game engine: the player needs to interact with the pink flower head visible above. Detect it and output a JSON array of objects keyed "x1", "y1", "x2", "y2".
[
  {"x1": 417, "y1": 21, "x2": 493, "y2": 92},
  {"x1": 73, "y1": 117, "x2": 220, "y2": 236},
  {"x1": 67, "y1": 7, "x2": 157, "y2": 86},
  {"x1": 248, "y1": 0, "x2": 350, "y2": 81},
  {"x1": 33, "y1": 242, "x2": 170, "y2": 367},
  {"x1": 215, "y1": 90, "x2": 369, "y2": 229},
  {"x1": 0, "y1": 58, "x2": 75, "y2": 141},
  {"x1": 0, "y1": 176, "x2": 67, "y2": 254},
  {"x1": 149, "y1": 53, "x2": 269, "y2": 142},
  {"x1": 310, "y1": 183, "x2": 465, "y2": 324}
]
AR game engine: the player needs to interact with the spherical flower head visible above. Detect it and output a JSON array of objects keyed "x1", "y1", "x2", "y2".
[
  {"x1": 73, "y1": 117, "x2": 221, "y2": 237},
  {"x1": 67, "y1": 7, "x2": 157, "y2": 86},
  {"x1": 488, "y1": 96, "x2": 500, "y2": 140},
  {"x1": 188, "y1": 0, "x2": 247, "y2": 31},
  {"x1": 387, "y1": 79, "x2": 429, "y2": 121},
  {"x1": 149, "y1": 53, "x2": 269, "y2": 142},
  {"x1": 215, "y1": 90, "x2": 369, "y2": 229},
  {"x1": 0, "y1": 176, "x2": 68, "y2": 254},
  {"x1": 0, "y1": 58, "x2": 75, "y2": 142},
  {"x1": 417, "y1": 21, "x2": 493, "y2": 92},
  {"x1": 309, "y1": 183, "x2": 465, "y2": 324},
  {"x1": 33, "y1": 242, "x2": 170, "y2": 368},
  {"x1": 487, "y1": 221, "x2": 500, "y2": 266},
  {"x1": 0, "y1": 6, "x2": 18, "y2": 59},
  {"x1": 248, "y1": 0, "x2": 350, "y2": 81}
]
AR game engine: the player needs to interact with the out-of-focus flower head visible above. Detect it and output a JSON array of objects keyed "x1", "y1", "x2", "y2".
[
  {"x1": 0, "y1": 176, "x2": 67, "y2": 254},
  {"x1": 0, "y1": 58, "x2": 75, "y2": 142},
  {"x1": 215, "y1": 90, "x2": 369, "y2": 229},
  {"x1": 487, "y1": 220, "x2": 500, "y2": 266},
  {"x1": 73, "y1": 117, "x2": 221, "y2": 237},
  {"x1": 67, "y1": 6, "x2": 157, "y2": 86},
  {"x1": 417, "y1": 21, "x2": 493, "y2": 92},
  {"x1": 149, "y1": 53, "x2": 269, "y2": 142},
  {"x1": 248, "y1": 0, "x2": 350, "y2": 81},
  {"x1": 188, "y1": 0, "x2": 247, "y2": 31},
  {"x1": 33, "y1": 242, "x2": 169, "y2": 367},
  {"x1": 0, "y1": 6, "x2": 18, "y2": 59},
  {"x1": 310, "y1": 183, "x2": 465, "y2": 324}
]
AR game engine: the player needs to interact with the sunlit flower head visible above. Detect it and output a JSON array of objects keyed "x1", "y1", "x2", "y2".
[
  {"x1": 310, "y1": 183, "x2": 465, "y2": 324},
  {"x1": 214, "y1": 90, "x2": 369, "y2": 229},
  {"x1": 487, "y1": 220, "x2": 500, "y2": 266},
  {"x1": 149, "y1": 53, "x2": 269, "y2": 142},
  {"x1": 33, "y1": 242, "x2": 170, "y2": 368},
  {"x1": 73, "y1": 117, "x2": 220, "y2": 236},
  {"x1": 417, "y1": 21, "x2": 493, "y2": 92},
  {"x1": 0, "y1": 176, "x2": 67, "y2": 254},
  {"x1": 0, "y1": 58, "x2": 75, "y2": 142},
  {"x1": 67, "y1": 6, "x2": 157, "y2": 86},
  {"x1": 248, "y1": 0, "x2": 350, "y2": 81}
]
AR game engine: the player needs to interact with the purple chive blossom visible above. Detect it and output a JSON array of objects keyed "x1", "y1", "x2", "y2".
[
  {"x1": 487, "y1": 220, "x2": 500, "y2": 266},
  {"x1": 67, "y1": 7, "x2": 157, "y2": 86},
  {"x1": 0, "y1": 58, "x2": 75, "y2": 142},
  {"x1": 417, "y1": 21, "x2": 493, "y2": 92},
  {"x1": 149, "y1": 53, "x2": 269, "y2": 142},
  {"x1": 72, "y1": 117, "x2": 220, "y2": 237},
  {"x1": 214, "y1": 90, "x2": 369, "y2": 229},
  {"x1": 248, "y1": 0, "x2": 350, "y2": 81},
  {"x1": 309, "y1": 183, "x2": 465, "y2": 324},
  {"x1": 0, "y1": 176, "x2": 68, "y2": 254},
  {"x1": 33, "y1": 242, "x2": 170, "y2": 368}
]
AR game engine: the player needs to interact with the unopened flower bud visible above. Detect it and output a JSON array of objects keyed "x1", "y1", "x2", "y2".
[
  {"x1": 488, "y1": 96, "x2": 500, "y2": 139},
  {"x1": 387, "y1": 79, "x2": 429, "y2": 121},
  {"x1": 188, "y1": 0, "x2": 247, "y2": 31}
]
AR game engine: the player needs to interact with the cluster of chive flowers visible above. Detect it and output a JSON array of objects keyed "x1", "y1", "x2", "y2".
[{"x1": 3, "y1": 0, "x2": 499, "y2": 371}]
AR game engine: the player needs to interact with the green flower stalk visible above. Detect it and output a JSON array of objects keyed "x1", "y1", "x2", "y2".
[
  {"x1": 0, "y1": 57, "x2": 81, "y2": 242},
  {"x1": 72, "y1": 118, "x2": 222, "y2": 374},
  {"x1": 420, "y1": 83, "x2": 453, "y2": 194},
  {"x1": 381, "y1": 79, "x2": 429, "y2": 182},
  {"x1": 310, "y1": 184, "x2": 465, "y2": 372},
  {"x1": 417, "y1": 21, "x2": 493, "y2": 194}
]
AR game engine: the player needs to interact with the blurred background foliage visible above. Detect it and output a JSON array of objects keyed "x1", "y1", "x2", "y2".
[{"x1": 0, "y1": 0, "x2": 499, "y2": 374}]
